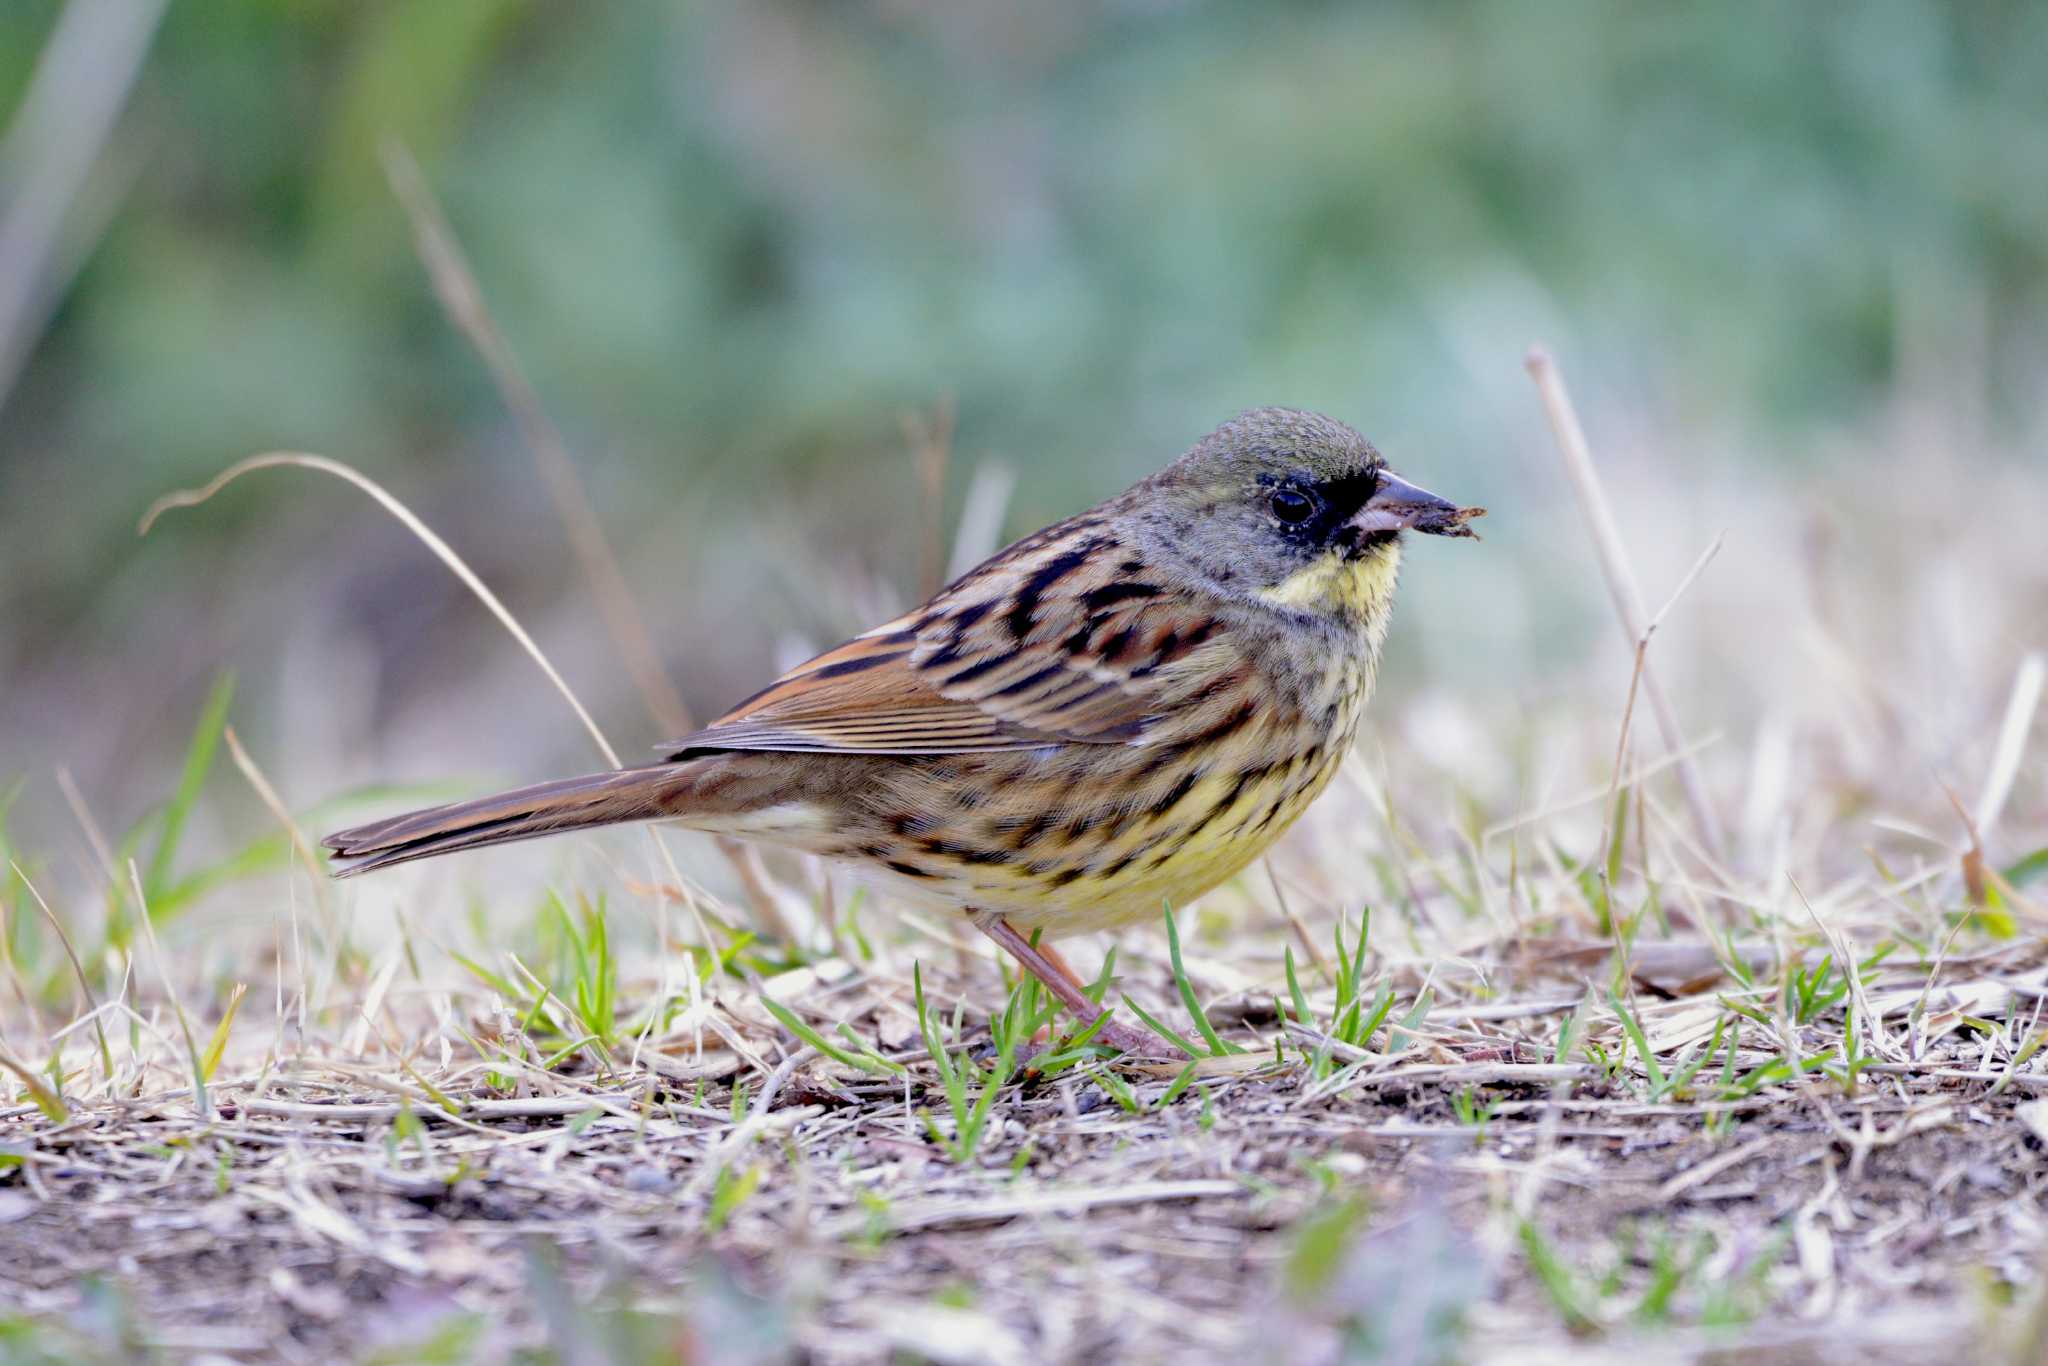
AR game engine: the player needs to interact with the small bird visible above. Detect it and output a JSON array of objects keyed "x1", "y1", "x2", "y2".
[{"x1": 325, "y1": 408, "x2": 1480, "y2": 1051}]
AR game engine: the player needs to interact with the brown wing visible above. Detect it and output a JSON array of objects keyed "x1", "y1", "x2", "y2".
[{"x1": 659, "y1": 514, "x2": 1250, "y2": 758}]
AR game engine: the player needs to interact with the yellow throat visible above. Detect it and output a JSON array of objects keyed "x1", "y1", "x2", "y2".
[{"x1": 1257, "y1": 542, "x2": 1403, "y2": 629}]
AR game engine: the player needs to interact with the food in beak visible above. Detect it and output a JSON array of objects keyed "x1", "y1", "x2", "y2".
[
  {"x1": 1351, "y1": 471, "x2": 1486, "y2": 539},
  {"x1": 1415, "y1": 502, "x2": 1485, "y2": 538}
]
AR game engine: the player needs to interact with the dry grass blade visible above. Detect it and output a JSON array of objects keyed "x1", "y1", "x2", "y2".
[
  {"x1": 381, "y1": 139, "x2": 790, "y2": 944},
  {"x1": 127, "y1": 859, "x2": 208, "y2": 1117},
  {"x1": 141, "y1": 453, "x2": 618, "y2": 767},
  {"x1": 945, "y1": 459, "x2": 1019, "y2": 583},
  {"x1": 136, "y1": 451, "x2": 724, "y2": 1038},
  {"x1": 1526, "y1": 346, "x2": 1725, "y2": 860},
  {"x1": 8, "y1": 858, "x2": 114, "y2": 1084},
  {"x1": 380, "y1": 140, "x2": 692, "y2": 738},
  {"x1": 1976, "y1": 651, "x2": 2044, "y2": 845},
  {"x1": 825, "y1": 1179, "x2": 1247, "y2": 1237},
  {"x1": 0, "y1": 1045, "x2": 65, "y2": 1122},
  {"x1": 222, "y1": 725, "x2": 329, "y2": 902}
]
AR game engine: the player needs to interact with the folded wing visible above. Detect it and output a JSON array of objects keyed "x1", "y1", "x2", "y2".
[{"x1": 661, "y1": 517, "x2": 1246, "y2": 758}]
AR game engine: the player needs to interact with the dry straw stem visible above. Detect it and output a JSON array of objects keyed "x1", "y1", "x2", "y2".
[
  {"x1": 1598, "y1": 532, "x2": 1725, "y2": 939},
  {"x1": 142, "y1": 454, "x2": 615, "y2": 763},
  {"x1": 945, "y1": 459, "x2": 1020, "y2": 584},
  {"x1": 381, "y1": 140, "x2": 691, "y2": 738},
  {"x1": 381, "y1": 140, "x2": 788, "y2": 942},
  {"x1": 1525, "y1": 346, "x2": 1726, "y2": 862},
  {"x1": 222, "y1": 725, "x2": 329, "y2": 902},
  {"x1": 1976, "y1": 651, "x2": 2044, "y2": 846},
  {"x1": 8, "y1": 858, "x2": 114, "y2": 1083},
  {"x1": 137, "y1": 452, "x2": 722, "y2": 1032},
  {"x1": 126, "y1": 859, "x2": 209, "y2": 1117}
]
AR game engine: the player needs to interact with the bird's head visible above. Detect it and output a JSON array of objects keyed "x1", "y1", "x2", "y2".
[{"x1": 1132, "y1": 407, "x2": 1481, "y2": 630}]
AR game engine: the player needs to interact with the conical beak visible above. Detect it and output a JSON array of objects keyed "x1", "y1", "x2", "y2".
[{"x1": 1349, "y1": 470, "x2": 1485, "y2": 538}]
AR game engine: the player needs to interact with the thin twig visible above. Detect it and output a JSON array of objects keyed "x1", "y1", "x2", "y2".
[
  {"x1": 1265, "y1": 860, "x2": 1331, "y2": 977},
  {"x1": 821, "y1": 1179, "x2": 1247, "y2": 1238}
]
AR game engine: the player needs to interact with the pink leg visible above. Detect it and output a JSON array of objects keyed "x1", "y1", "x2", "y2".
[{"x1": 972, "y1": 912, "x2": 1159, "y2": 1055}]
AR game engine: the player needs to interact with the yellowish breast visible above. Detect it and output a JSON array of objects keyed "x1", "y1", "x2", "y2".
[{"x1": 1257, "y1": 542, "x2": 1402, "y2": 629}]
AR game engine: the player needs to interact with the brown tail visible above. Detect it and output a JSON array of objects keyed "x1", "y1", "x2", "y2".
[{"x1": 323, "y1": 763, "x2": 691, "y2": 877}]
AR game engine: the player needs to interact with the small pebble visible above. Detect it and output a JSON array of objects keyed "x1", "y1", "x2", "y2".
[{"x1": 624, "y1": 1163, "x2": 675, "y2": 1194}]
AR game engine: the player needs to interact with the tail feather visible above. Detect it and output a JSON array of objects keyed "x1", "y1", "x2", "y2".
[{"x1": 323, "y1": 764, "x2": 686, "y2": 877}]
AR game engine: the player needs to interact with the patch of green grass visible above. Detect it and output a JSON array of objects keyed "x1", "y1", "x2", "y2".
[
  {"x1": 1450, "y1": 1085, "x2": 1500, "y2": 1137},
  {"x1": 1520, "y1": 1217, "x2": 1790, "y2": 1336},
  {"x1": 2006, "y1": 847, "x2": 2048, "y2": 888},
  {"x1": 1088, "y1": 1058, "x2": 1201, "y2": 1116},
  {"x1": 1786, "y1": 954, "x2": 1849, "y2": 1025},
  {"x1": 1280, "y1": 909, "x2": 1407, "y2": 1079},
  {"x1": 913, "y1": 963, "x2": 1016, "y2": 1163},
  {"x1": 760, "y1": 997, "x2": 903, "y2": 1078},
  {"x1": 1609, "y1": 993, "x2": 1732, "y2": 1103},
  {"x1": 451, "y1": 892, "x2": 652, "y2": 1070},
  {"x1": 140, "y1": 673, "x2": 236, "y2": 919},
  {"x1": 1284, "y1": 1195, "x2": 1374, "y2": 1300},
  {"x1": 706, "y1": 1161, "x2": 764, "y2": 1232}
]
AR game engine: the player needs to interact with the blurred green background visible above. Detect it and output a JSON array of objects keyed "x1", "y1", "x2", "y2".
[{"x1": 3, "y1": 0, "x2": 2044, "y2": 852}]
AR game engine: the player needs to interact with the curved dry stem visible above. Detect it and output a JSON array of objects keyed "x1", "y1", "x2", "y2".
[
  {"x1": 377, "y1": 143, "x2": 791, "y2": 949},
  {"x1": 141, "y1": 451, "x2": 620, "y2": 768},
  {"x1": 140, "y1": 450, "x2": 721, "y2": 1056}
]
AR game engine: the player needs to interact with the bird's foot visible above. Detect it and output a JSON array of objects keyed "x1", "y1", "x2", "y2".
[
  {"x1": 997, "y1": 1013, "x2": 1171, "y2": 1074},
  {"x1": 1077, "y1": 1015, "x2": 1172, "y2": 1058}
]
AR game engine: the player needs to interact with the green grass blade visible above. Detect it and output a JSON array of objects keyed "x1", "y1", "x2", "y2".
[
  {"x1": 1384, "y1": 988, "x2": 1431, "y2": 1054},
  {"x1": 1353, "y1": 984, "x2": 1398, "y2": 1050},
  {"x1": 199, "y1": 982, "x2": 249, "y2": 1082},
  {"x1": 144, "y1": 673, "x2": 235, "y2": 910},
  {"x1": 761, "y1": 996, "x2": 902, "y2": 1077},
  {"x1": 1090, "y1": 1066, "x2": 1144, "y2": 1115},
  {"x1": 1284, "y1": 946, "x2": 1312, "y2": 1026},
  {"x1": 1611, "y1": 993, "x2": 1666, "y2": 1092},
  {"x1": 2004, "y1": 847, "x2": 2048, "y2": 888},
  {"x1": 1158, "y1": 1061, "x2": 1201, "y2": 1108},
  {"x1": 1162, "y1": 900, "x2": 1242, "y2": 1055},
  {"x1": 1122, "y1": 994, "x2": 1200, "y2": 1059},
  {"x1": 0, "y1": 1049, "x2": 67, "y2": 1122}
]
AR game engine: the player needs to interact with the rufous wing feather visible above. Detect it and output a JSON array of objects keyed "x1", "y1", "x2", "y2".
[{"x1": 659, "y1": 515, "x2": 1253, "y2": 759}]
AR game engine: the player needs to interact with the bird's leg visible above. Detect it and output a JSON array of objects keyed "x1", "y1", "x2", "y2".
[
  {"x1": 971, "y1": 912, "x2": 1159, "y2": 1056},
  {"x1": 1035, "y1": 939, "x2": 1090, "y2": 994}
]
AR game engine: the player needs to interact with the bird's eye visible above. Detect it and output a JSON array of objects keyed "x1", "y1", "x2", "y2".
[{"x1": 1270, "y1": 486, "x2": 1317, "y2": 526}]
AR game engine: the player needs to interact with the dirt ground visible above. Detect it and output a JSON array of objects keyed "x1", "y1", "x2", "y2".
[{"x1": 6, "y1": 933, "x2": 2046, "y2": 1365}]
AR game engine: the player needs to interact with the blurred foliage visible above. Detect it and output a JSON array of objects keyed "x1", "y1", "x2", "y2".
[{"x1": 2, "y1": 0, "x2": 2044, "y2": 827}]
